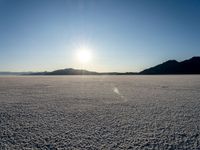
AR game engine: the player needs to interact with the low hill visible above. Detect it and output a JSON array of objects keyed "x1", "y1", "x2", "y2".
[
  {"x1": 48, "y1": 68, "x2": 99, "y2": 75},
  {"x1": 31, "y1": 68, "x2": 99, "y2": 75}
]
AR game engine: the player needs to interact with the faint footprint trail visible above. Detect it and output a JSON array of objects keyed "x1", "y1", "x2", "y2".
[{"x1": 113, "y1": 87, "x2": 127, "y2": 102}]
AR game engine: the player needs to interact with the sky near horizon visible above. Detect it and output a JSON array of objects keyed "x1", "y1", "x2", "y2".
[{"x1": 0, "y1": 0, "x2": 200, "y2": 72}]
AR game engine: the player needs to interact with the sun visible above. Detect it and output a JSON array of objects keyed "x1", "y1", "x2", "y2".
[{"x1": 77, "y1": 48, "x2": 92, "y2": 63}]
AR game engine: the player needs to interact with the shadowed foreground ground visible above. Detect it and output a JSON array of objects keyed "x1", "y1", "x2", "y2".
[{"x1": 0, "y1": 75, "x2": 200, "y2": 149}]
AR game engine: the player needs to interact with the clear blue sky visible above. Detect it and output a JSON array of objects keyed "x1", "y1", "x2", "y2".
[{"x1": 0, "y1": 0, "x2": 200, "y2": 72}]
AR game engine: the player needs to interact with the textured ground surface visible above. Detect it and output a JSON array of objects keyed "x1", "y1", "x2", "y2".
[{"x1": 0, "y1": 75, "x2": 200, "y2": 149}]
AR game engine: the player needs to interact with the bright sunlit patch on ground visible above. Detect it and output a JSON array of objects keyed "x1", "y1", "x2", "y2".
[
  {"x1": 113, "y1": 87, "x2": 127, "y2": 102},
  {"x1": 76, "y1": 48, "x2": 92, "y2": 64},
  {"x1": 113, "y1": 87, "x2": 120, "y2": 95}
]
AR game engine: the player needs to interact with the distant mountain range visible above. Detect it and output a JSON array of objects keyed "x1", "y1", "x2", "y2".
[
  {"x1": 0, "y1": 72, "x2": 31, "y2": 75},
  {"x1": 30, "y1": 68, "x2": 137, "y2": 75},
  {"x1": 140, "y1": 56, "x2": 200, "y2": 74},
  {"x1": 0, "y1": 56, "x2": 199, "y2": 75}
]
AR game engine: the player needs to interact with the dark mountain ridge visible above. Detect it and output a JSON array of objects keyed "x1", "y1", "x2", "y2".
[{"x1": 140, "y1": 57, "x2": 200, "y2": 74}]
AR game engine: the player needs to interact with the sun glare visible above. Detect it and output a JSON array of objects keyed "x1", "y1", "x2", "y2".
[{"x1": 77, "y1": 48, "x2": 92, "y2": 63}]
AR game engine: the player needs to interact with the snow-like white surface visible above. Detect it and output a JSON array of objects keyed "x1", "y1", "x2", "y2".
[{"x1": 0, "y1": 75, "x2": 200, "y2": 149}]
